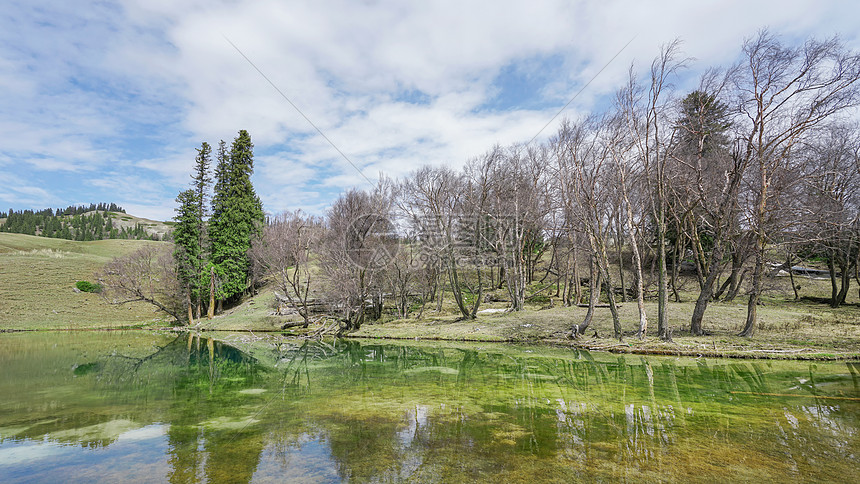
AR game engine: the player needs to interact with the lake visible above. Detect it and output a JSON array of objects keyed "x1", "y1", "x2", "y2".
[{"x1": 0, "y1": 331, "x2": 857, "y2": 483}]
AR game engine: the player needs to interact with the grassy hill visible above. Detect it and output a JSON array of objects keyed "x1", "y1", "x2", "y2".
[
  {"x1": 0, "y1": 210, "x2": 172, "y2": 241},
  {"x1": 0, "y1": 232, "x2": 171, "y2": 330},
  {"x1": 98, "y1": 211, "x2": 174, "y2": 240}
]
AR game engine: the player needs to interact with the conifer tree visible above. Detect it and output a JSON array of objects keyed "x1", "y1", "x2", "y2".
[
  {"x1": 173, "y1": 189, "x2": 201, "y2": 324},
  {"x1": 191, "y1": 141, "x2": 212, "y2": 319},
  {"x1": 208, "y1": 130, "x2": 264, "y2": 310}
]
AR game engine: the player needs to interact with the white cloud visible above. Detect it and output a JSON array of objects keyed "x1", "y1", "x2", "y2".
[
  {"x1": 0, "y1": 172, "x2": 59, "y2": 208},
  {"x1": 0, "y1": 0, "x2": 857, "y2": 219}
]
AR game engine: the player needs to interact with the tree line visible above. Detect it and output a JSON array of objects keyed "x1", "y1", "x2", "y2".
[
  {"x1": 100, "y1": 31, "x2": 860, "y2": 338},
  {"x1": 249, "y1": 30, "x2": 860, "y2": 338},
  {"x1": 0, "y1": 202, "x2": 125, "y2": 220}
]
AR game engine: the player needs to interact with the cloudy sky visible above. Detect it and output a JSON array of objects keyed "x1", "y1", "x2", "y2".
[{"x1": 1, "y1": 0, "x2": 857, "y2": 220}]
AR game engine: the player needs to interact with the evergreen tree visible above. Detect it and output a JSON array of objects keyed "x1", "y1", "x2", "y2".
[
  {"x1": 193, "y1": 142, "x2": 213, "y2": 219},
  {"x1": 677, "y1": 90, "x2": 732, "y2": 157},
  {"x1": 208, "y1": 130, "x2": 264, "y2": 308},
  {"x1": 173, "y1": 188, "x2": 202, "y2": 324},
  {"x1": 192, "y1": 141, "x2": 213, "y2": 318}
]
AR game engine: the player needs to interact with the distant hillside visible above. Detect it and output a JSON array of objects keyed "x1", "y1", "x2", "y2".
[
  {"x1": 0, "y1": 232, "x2": 170, "y2": 329},
  {"x1": 0, "y1": 209, "x2": 172, "y2": 241},
  {"x1": 95, "y1": 212, "x2": 174, "y2": 240},
  {"x1": 0, "y1": 202, "x2": 126, "y2": 219}
]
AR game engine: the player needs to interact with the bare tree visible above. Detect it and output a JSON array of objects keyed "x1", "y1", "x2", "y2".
[
  {"x1": 320, "y1": 185, "x2": 396, "y2": 332},
  {"x1": 735, "y1": 31, "x2": 860, "y2": 336},
  {"x1": 250, "y1": 210, "x2": 321, "y2": 327},
  {"x1": 384, "y1": 231, "x2": 429, "y2": 319},
  {"x1": 606, "y1": 109, "x2": 650, "y2": 338},
  {"x1": 555, "y1": 117, "x2": 623, "y2": 339},
  {"x1": 466, "y1": 144, "x2": 550, "y2": 311},
  {"x1": 97, "y1": 245, "x2": 185, "y2": 322},
  {"x1": 400, "y1": 166, "x2": 483, "y2": 319},
  {"x1": 670, "y1": 70, "x2": 744, "y2": 335},
  {"x1": 546, "y1": 159, "x2": 587, "y2": 308},
  {"x1": 621, "y1": 40, "x2": 688, "y2": 340},
  {"x1": 796, "y1": 124, "x2": 860, "y2": 307}
]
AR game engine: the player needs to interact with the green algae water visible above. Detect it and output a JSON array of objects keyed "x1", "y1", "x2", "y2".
[{"x1": 0, "y1": 332, "x2": 857, "y2": 483}]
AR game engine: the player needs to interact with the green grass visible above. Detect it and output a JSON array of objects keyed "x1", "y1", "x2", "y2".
[
  {"x1": 187, "y1": 263, "x2": 860, "y2": 359},
  {"x1": 3, "y1": 230, "x2": 857, "y2": 359},
  {"x1": 347, "y1": 274, "x2": 860, "y2": 360},
  {"x1": 194, "y1": 286, "x2": 302, "y2": 332},
  {"x1": 0, "y1": 233, "x2": 169, "y2": 330}
]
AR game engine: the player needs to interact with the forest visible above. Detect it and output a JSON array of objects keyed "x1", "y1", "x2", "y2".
[
  {"x1": 100, "y1": 31, "x2": 860, "y2": 341},
  {"x1": 0, "y1": 203, "x2": 158, "y2": 241}
]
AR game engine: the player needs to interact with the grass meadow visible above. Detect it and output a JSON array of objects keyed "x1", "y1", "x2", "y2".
[{"x1": 0, "y1": 233, "x2": 168, "y2": 329}]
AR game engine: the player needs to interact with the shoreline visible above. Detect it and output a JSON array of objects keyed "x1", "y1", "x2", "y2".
[{"x1": 3, "y1": 325, "x2": 857, "y2": 361}]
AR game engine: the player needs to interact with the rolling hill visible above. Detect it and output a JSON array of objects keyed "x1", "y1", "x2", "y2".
[{"x1": 0, "y1": 232, "x2": 171, "y2": 329}]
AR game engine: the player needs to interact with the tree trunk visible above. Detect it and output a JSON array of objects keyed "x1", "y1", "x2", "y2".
[
  {"x1": 571, "y1": 257, "x2": 599, "y2": 338},
  {"x1": 657, "y1": 220, "x2": 669, "y2": 340},
  {"x1": 614, "y1": 214, "x2": 627, "y2": 303},
  {"x1": 594, "y1": 238, "x2": 623, "y2": 341},
  {"x1": 207, "y1": 267, "x2": 215, "y2": 319},
  {"x1": 448, "y1": 258, "x2": 473, "y2": 319},
  {"x1": 837, "y1": 265, "x2": 851, "y2": 306},
  {"x1": 691, "y1": 243, "x2": 724, "y2": 335},
  {"x1": 828, "y1": 257, "x2": 839, "y2": 308},
  {"x1": 187, "y1": 293, "x2": 194, "y2": 326},
  {"x1": 856, "y1": 258, "x2": 860, "y2": 301},
  {"x1": 725, "y1": 269, "x2": 747, "y2": 302},
  {"x1": 688, "y1": 221, "x2": 707, "y2": 291},
  {"x1": 720, "y1": 248, "x2": 747, "y2": 302},
  {"x1": 670, "y1": 229, "x2": 682, "y2": 302},
  {"x1": 623, "y1": 191, "x2": 647, "y2": 339},
  {"x1": 605, "y1": 275, "x2": 623, "y2": 341},
  {"x1": 786, "y1": 256, "x2": 799, "y2": 300},
  {"x1": 739, "y1": 238, "x2": 764, "y2": 337},
  {"x1": 470, "y1": 266, "x2": 484, "y2": 318},
  {"x1": 572, "y1": 246, "x2": 582, "y2": 305},
  {"x1": 740, "y1": 158, "x2": 769, "y2": 338}
]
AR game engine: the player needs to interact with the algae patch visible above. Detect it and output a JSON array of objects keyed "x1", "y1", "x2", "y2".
[
  {"x1": 404, "y1": 366, "x2": 459, "y2": 375},
  {"x1": 201, "y1": 416, "x2": 259, "y2": 430},
  {"x1": 239, "y1": 388, "x2": 267, "y2": 395}
]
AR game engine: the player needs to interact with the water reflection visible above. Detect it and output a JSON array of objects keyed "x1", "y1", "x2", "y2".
[{"x1": 0, "y1": 332, "x2": 857, "y2": 483}]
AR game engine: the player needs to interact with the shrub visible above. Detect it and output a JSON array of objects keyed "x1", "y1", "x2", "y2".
[{"x1": 75, "y1": 280, "x2": 102, "y2": 293}]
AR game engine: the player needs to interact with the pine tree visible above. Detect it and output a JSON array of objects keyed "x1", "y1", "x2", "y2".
[
  {"x1": 208, "y1": 130, "x2": 264, "y2": 309},
  {"x1": 173, "y1": 189, "x2": 201, "y2": 324},
  {"x1": 192, "y1": 141, "x2": 213, "y2": 319},
  {"x1": 677, "y1": 90, "x2": 732, "y2": 157}
]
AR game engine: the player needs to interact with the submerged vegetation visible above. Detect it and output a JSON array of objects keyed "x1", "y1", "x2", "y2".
[{"x1": 0, "y1": 332, "x2": 857, "y2": 482}]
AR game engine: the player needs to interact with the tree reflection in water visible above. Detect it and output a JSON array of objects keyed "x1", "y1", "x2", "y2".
[{"x1": 0, "y1": 332, "x2": 857, "y2": 483}]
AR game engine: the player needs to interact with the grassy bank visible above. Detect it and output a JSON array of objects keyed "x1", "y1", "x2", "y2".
[
  {"x1": 189, "y1": 279, "x2": 860, "y2": 360},
  {"x1": 0, "y1": 233, "x2": 168, "y2": 330},
  {"x1": 3, "y1": 231, "x2": 858, "y2": 360},
  {"x1": 346, "y1": 297, "x2": 860, "y2": 360}
]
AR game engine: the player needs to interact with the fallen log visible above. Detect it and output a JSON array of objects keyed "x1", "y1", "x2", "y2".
[{"x1": 281, "y1": 320, "x2": 308, "y2": 330}]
